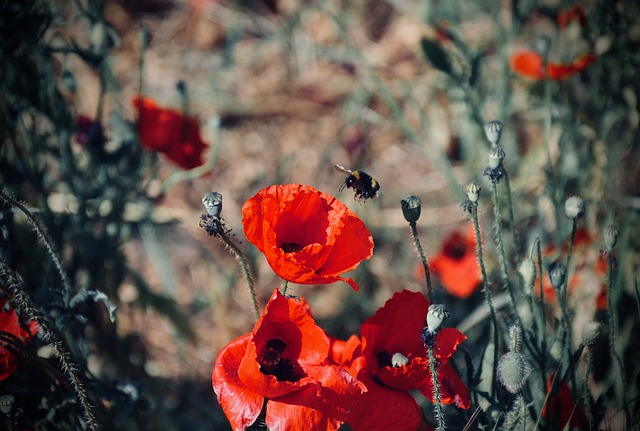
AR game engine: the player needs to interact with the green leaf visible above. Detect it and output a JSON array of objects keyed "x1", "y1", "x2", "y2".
[{"x1": 420, "y1": 37, "x2": 453, "y2": 75}]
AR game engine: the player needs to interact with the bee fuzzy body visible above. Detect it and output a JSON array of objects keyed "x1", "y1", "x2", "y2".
[{"x1": 334, "y1": 164, "x2": 380, "y2": 202}]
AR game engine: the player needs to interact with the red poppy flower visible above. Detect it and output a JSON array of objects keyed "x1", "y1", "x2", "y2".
[
  {"x1": 557, "y1": 5, "x2": 587, "y2": 28},
  {"x1": 511, "y1": 51, "x2": 596, "y2": 80},
  {"x1": 543, "y1": 374, "x2": 588, "y2": 430},
  {"x1": 242, "y1": 184, "x2": 374, "y2": 290},
  {"x1": 428, "y1": 226, "x2": 481, "y2": 299},
  {"x1": 0, "y1": 300, "x2": 39, "y2": 381},
  {"x1": 329, "y1": 336, "x2": 425, "y2": 431},
  {"x1": 212, "y1": 289, "x2": 365, "y2": 430},
  {"x1": 132, "y1": 96, "x2": 208, "y2": 169},
  {"x1": 360, "y1": 290, "x2": 469, "y2": 409}
]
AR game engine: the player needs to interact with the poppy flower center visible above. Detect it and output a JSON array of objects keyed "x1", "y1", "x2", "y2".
[
  {"x1": 280, "y1": 242, "x2": 304, "y2": 253},
  {"x1": 443, "y1": 236, "x2": 467, "y2": 260},
  {"x1": 258, "y1": 338, "x2": 303, "y2": 382}
]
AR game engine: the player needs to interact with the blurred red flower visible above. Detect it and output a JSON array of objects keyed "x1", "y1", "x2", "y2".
[
  {"x1": 75, "y1": 115, "x2": 105, "y2": 148},
  {"x1": 361, "y1": 290, "x2": 469, "y2": 409},
  {"x1": 132, "y1": 96, "x2": 208, "y2": 169},
  {"x1": 429, "y1": 227, "x2": 481, "y2": 299},
  {"x1": 212, "y1": 289, "x2": 364, "y2": 430},
  {"x1": 544, "y1": 374, "x2": 588, "y2": 430},
  {"x1": 557, "y1": 5, "x2": 587, "y2": 28},
  {"x1": 511, "y1": 51, "x2": 595, "y2": 80},
  {"x1": 0, "y1": 300, "x2": 38, "y2": 381},
  {"x1": 330, "y1": 335, "x2": 426, "y2": 431},
  {"x1": 242, "y1": 184, "x2": 374, "y2": 290}
]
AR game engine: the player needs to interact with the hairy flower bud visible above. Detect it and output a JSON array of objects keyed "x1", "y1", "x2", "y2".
[
  {"x1": 497, "y1": 352, "x2": 531, "y2": 394},
  {"x1": 519, "y1": 258, "x2": 536, "y2": 294},
  {"x1": 564, "y1": 196, "x2": 585, "y2": 218},
  {"x1": 581, "y1": 321, "x2": 602, "y2": 347},
  {"x1": 484, "y1": 120, "x2": 504, "y2": 145},
  {"x1": 548, "y1": 261, "x2": 566, "y2": 290},
  {"x1": 401, "y1": 195, "x2": 422, "y2": 223},
  {"x1": 466, "y1": 182, "x2": 481, "y2": 203}
]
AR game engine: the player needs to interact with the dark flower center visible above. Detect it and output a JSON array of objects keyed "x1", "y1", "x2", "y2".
[
  {"x1": 258, "y1": 338, "x2": 303, "y2": 382},
  {"x1": 280, "y1": 242, "x2": 303, "y2": 253},
  {"x1": 443, "y1": 236, "x2": 467, "y2": 260}
]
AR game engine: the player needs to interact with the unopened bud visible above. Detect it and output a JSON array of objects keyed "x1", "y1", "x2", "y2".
[
  {"x1": 401, "y1": 195, "x2": 422, "y2": 223},
  {"x1": 548, "y1": 261, "x2": 566, "y2": 290},
  {"x1": 0, "y1": 394, "x2": 14, "y2": 414},
  {"x1": 497, "y1": 352, "x2": 531, "y2": 394},
  {"x1": 488, "y1": 145, "x2": 506, "y2": 169},
  {"x1": 581, "y1": 322, "x2": 602, "y2": 347},
  {"x1": 564, "y1": 196, "x2": 585, "y2": 218},
  {"x1": 466, "y1": 183, "x2": 481, "y2": 203},
  {"x1": 519, "y1": 258, "x2": 536, "y2": 294},
  {"x1": 426, "y1": 304, "x2": 450, "y2": 333},
  {"x1": 484, "y1": 121, "x2": 504, "y2": 145}
]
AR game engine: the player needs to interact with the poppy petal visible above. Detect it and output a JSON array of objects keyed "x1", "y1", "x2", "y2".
[
  {"x1": 265, "y1": 400, "x2": 343, "y2": 431},
  {"x1": 212, "y1": 334, "x2": 264, "y2": 430}
]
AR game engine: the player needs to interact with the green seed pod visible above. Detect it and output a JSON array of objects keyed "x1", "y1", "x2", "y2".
[
  {"x1": 488, "y1": 145, "x2": 506, "y2": 169},
  {"x1": 603, "y1": 224, "x2": 619, "y2": 250},
  {"x1": 401, "y1": 195, "x2": 422, "y2": 223},
  {"x1": 391, "y1": 352, "x2": 409, "y2": 368},
  {"x1": 548, "y1": 261, "x2": 566, "y2": 290},
  {"x1": 484, "y1": 120, "x2": 504, "y2": 145},
  {"x1": 466, "y1": 182, "x2": 481, "y2": 203}
]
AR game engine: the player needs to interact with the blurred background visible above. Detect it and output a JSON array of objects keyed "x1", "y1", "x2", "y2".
[{"x1": 1, "y1": 0, "x2": 638, "y2": 429}]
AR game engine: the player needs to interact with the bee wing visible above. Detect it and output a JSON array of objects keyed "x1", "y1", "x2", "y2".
[{"x1": 334, "y1": 164, "x2": 352, "y2": 174}]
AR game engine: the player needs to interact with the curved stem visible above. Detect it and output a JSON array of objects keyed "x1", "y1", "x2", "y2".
[
  {"x1": 218, "y1": 232, "x2": 260, "y2": 321},
  {"x1": 428, "y1": 345, "x2": 445, "y2": 431},
  {"x1": 410, "y1": 221, "x2": 433, "y2": 303}
]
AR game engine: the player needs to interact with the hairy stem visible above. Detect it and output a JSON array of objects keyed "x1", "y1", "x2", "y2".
[
  {"x1": 218, "y1": 232, "x2": 260, "y2": 321},
  {"x1": 428, "y1": 346, "x2": 445, "y2": 431},
  {"x1": 410, "y1": 221, "x2": 433, "y2": 303}
]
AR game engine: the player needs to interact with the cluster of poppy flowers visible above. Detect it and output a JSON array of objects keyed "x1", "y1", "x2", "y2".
[{"x1": 211, "y1": 184, "x2": 470, "y2": 430}]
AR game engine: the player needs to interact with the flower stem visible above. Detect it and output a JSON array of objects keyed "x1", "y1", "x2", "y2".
[
  {"x1": 491, "y1": 181, "x2": 519, "y2": 317},
  {"x1": 503, "y1": 170, "x2": 520, "y2": 263},
  {"x1": 561, "y1": 218, "x2": 577, "y2": 392},
  {"x1": 410, "y1": 221, "x2": 433, "y2": 303},
  {"x1": 606, "y1": 249, "x2": 628, "y2": 420},
  {"x1": 218, "y1": 231, "x2": 260, "y2": 321},
  {"x1": 535, "y1": 238, "x2": 548, "y2": 388},
  {"x1": 471, "y1": 202, "x2": 499, "y2": 394},
  {"x1": 428, "y1": 346, "x2": 445, "y2": 431},
  {"x1": 281, "y1": 279, "x2": 289, "y2": 296},
  {"x1": 0, "y1": 259, "x2": 100, "y2": 431},
  {"x1": 583, "y1": 347, "x2": 593, "y2": 430}
]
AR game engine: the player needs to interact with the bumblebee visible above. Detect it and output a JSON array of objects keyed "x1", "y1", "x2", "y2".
[{"x1": 334, "y1": 164, "x2": 380, "y2": 202}]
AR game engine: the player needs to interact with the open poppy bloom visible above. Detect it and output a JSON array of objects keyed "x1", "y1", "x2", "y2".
[
  {"x1": 360, "y1": 290, "x2": 469, "y2": 409},
  {"x1": 242, "y1": 184, "x2": 374, "y2": 290},
  {"x1": 0, "y1": 300, "x2": 39, "y2": 381},
  {"x1": 329, "y1": 335, "x2": 428, "y2": 431},
  {"x1": 132, "y1": 96, "x2": 208, "y2": 169},
  {"x1": 428, "y1": 227, "x2": 481, "y2": 299},
  {"x1": 511, "y1": 51, "x2": 596, "y2": 80},
  {"x1": 212, "y1": 289, "x2": 365, "y2": 431}
]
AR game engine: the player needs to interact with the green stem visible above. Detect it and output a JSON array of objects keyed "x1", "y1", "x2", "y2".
[
  {"x1": 428, "y1": 346, "x2": 445, "y2": 431},
  {"x1": 583, "y1": 347, "x2": 593, "y2": 431},
  {"x1": 0, "y1": 189, "x2": 73, "y2": 306},
  {"x1": 410, "y1": 221, "x2": 433, "y2": 303},
  {"x1": 536, "y1": 238, "x2": 548, "y2": 389},
  {"x1": 471, "y1": 203, "x2": 499, "y2": 394},
  {"x1": 503, "y1": 170, "x2": 520, "y2": 262},
  {"x1": 606, "y1": 249, "x2": 628, "y2": 422},
  {"x1": 218, "y1": 232, "x2": 260, "y2": 320},
  {"x1": 281, "y1": 279, "x2": 289, "y2": 296},
  {"x1": 562, "y1": 219, "x2": 577, "y2": 392},
  {"x1": 0, "y1": 259, "x2": 100, "y2": 431}
]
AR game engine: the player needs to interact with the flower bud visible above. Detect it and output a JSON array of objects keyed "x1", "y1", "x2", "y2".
[
  {"x1": 519, "y1": 258, "x2": 536, "y2": 294},
  {"x1": 484, "y1": 120, "x2": 504, "y2": 145},
  {"x1": 603, "y1": 224, "x2": 619, "y2": 249},
  {"x1": 391, "y1": 352, "x2": 409, "y2": 368},
  {"x1": 497, "y1": 352, "x2": 531, "y2": 394},
  {"x1": 466, "y1": 182, "x2": 481, "y2": 203},
  {"x1": 426, "y1": 304, "x2": 450, "y2": 333},
  {"x1": 564, "y1": 196, "x2": 585, "y2": 218},
  {"x1": 202, "y1": 192, "x2": 223, "y2": 218},
  {"x1": 581, "y1": 321, "x2": 602, "y2": 347},
  {"x1": 548, "y1": 261, "x2": 566, "y2": 290},
  {"x1": 488, "y1": 145, "x2": 505, "y2": 169},
  {"x1": 400, "y1": 195, "x2": 422, "y2": 223}
]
